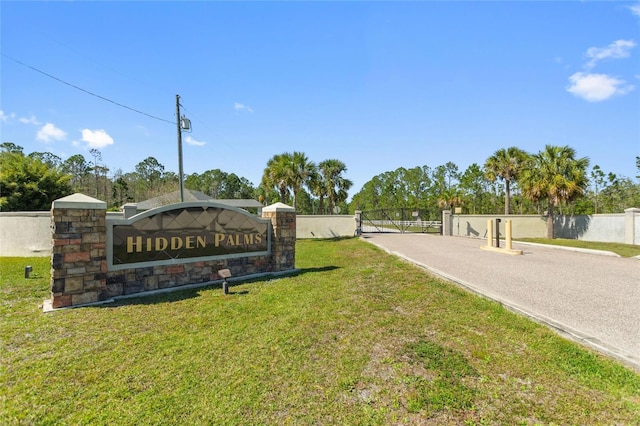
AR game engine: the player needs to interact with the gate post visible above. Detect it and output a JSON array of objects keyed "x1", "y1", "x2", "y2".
[
  {"x1": 441, "y1": 210, "x2": 452, "y2": 236},
  {"x1": 625, "y1": 208, "x2": 640, "y2": 245},
  {"x1": 355, "y1": 210, "x2": 362, "y2": 236}
]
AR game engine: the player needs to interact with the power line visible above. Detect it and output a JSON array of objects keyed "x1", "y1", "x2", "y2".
[{"x1": 2, "y1": 53, "x2": 174, "y2": 125}]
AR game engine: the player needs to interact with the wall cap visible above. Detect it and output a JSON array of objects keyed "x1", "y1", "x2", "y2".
[
  {"x1": 263, "y1": 202, "x2": 295, "y2": 212},
  {"x1": 52, "y1": 193, "x2": 106, "y2": 210},
  {"x1": 0, "y1": 211, "x2": 50, "y2": 217}
]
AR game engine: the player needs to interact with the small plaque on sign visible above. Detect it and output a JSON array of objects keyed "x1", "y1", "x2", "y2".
[{"x1": 454, "y1": 207, "x2": 462, "y2": 214}]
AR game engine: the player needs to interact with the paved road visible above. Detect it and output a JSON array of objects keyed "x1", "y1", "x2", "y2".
[{"x1": 362, "y1": 233, "x2": 640, "y2": 371}]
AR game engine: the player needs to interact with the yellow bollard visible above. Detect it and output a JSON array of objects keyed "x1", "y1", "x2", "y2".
[{"x1": 480, "y1": 218, "x2": 523, "y2": 255}]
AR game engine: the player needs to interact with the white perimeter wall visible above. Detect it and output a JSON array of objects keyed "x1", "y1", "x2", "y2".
[
  {"x1": 554, "y1": 214, "x2": 625, "y2": 243},
  {"x1": 448, "y1": 213, "x2": 631, "y2": 243},
  {"x1": 0, "y1": 212, "x2": 51, "y2": 257},
  {"x1": 451, "y1": 215, "x2": 546, "y2": 239},
  {"x1": 2, "y1": 210, "x2": 637, "y2": 257},
  {"x1": 296, "y1": 215, "x2": 357, "y2": 239},
  {"x1": 0, "y1": 212, "x2": 359, "y2": 256}
]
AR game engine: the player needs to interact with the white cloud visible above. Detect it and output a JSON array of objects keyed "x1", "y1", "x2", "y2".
[
  {"x1": 19, "y1": 115, "x2": 41, "y2": 125},
  {"x1": 0, "y1": 110, "x2": 16, "y2": 122},
  {"x1": 585, "y1": 39, "x2": 636, "y2": 70},
  {"x1": 566, "y1": 72, "x2": 635, "y2": 102},
  {"x1": 36, "y1": 123, "x2": 67, "y2": 143},
  {"x1": 80, "y1": 129, "x2": 114, "y2": 148},
  {"x1": 567, "y1": 38, "x2": 637, "y2": 102},
  {"x1": 629, "y1": 3, "x2": 640, "y2": 17},
  {"x1": 234, "y1": 102, "x2": 254, "y2": 113},
  {"x1": 184, "y1": 136, "x2": 206, "y2": 146}
]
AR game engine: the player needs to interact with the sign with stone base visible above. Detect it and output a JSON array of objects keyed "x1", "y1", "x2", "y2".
[
  {"x1": 47, "y1": 194, "x2": 295, "y2": 310},
  {"x1": 108, "y1": 203, "x2": 270, "y2": 270}
]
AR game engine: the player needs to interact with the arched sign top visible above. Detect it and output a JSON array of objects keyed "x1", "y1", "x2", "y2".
[
  {"x1": 124, "y1": 201, "x2": 266, "y2": 223},
  {"x1": 107, "y1": 202, "x2": 271, "y2": 271}
]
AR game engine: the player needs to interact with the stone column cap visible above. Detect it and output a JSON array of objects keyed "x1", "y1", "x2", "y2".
[
  {"x1": 122, "y1": 203, "x2": 138, "y2": 219},
  {"x1": 52, "y1": 193, "x2": 106, "y2": 210},
  {"x1": 263, "y1": 202, "x2": 295, "y2": 212}
]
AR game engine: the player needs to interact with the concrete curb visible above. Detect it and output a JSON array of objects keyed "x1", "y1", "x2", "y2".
[{"x1": 513, "y1": 241, "x2": 622, "y2": 257}]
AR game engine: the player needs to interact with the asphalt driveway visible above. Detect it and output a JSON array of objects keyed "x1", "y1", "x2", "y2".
[{"x1": 362, "y1": 233, "x2": 640, "y2": 371}]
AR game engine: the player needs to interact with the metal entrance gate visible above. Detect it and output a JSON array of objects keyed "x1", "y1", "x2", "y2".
[{"x1": 360, "y1": 209, "x2": 441, "y2": 234}]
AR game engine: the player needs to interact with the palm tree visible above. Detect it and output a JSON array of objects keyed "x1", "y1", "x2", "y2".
[
  {"x1": 520, "y1": 145, "x2": 589, "y2": 238},
  {"x1": 484, "y1": 147, "x2": 529, "y2": 215},
  {"x1": 288, "y1": 151, "x2": 316, "y2": 211},
  {"x1": 261, "y1": 153, "x2": 291, "y2": 204},
  {"x1": 261, "y1": 152, "x2": 316, "y2": 210},
  {"x1": 437, "y1": 187, "x2": 464, "y2": 212},
  {"x1": 307, "y1": 169, "x2": 327, "y2": 214},
  {"x1": 318, "y1": 159, "x2": 352, "y2": 214}
]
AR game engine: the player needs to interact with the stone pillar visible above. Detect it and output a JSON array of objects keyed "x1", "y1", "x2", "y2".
[
  {"x1": 624, "y1": 208, "x2": 640, "y2": 245},
  {"x1": 50, "y1": 194, "x2": 107, "y2": 308},
  {"x1": 262, "y1": 202, "x2": 296, "y2": 272}
]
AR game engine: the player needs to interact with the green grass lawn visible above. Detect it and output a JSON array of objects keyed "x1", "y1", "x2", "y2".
[
  {"x1": 2, "y1": 239, "x2": 639, "y2": 425},
  {"x1": 516, "y1": 238, "x2": 640, "y2": 258}
]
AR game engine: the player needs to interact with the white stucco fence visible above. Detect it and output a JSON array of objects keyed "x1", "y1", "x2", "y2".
[
  {"x1": 0, "y1": 212, "x2": 360, "y2": 256},
  {"x1": 442, "y1": 208, "x2": 640, "y2": 245},
  {"x1": 296, "y1": 215, "x2": 358, "y2": 239},
  {"x1": 3, "y1": 209, "x2": 639, "y2": 257},
  {"x1": 0, "y1": 212, "x2": 52, "y2": 257}
]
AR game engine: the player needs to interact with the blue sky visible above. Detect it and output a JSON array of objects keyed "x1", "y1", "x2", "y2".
[{"x1": 2, "y1": 1, "x2": 639, "y2": 197}]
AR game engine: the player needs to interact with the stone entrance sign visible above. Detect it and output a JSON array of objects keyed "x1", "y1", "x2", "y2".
[
  {"x1": 47, "y1": 194, "x2": 295, "y2": 310},
  {"x1": 108, "y1": 203, "x2": 270, "y2": 270}
]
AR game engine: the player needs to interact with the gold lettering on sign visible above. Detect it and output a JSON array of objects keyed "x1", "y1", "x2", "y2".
[
  {"x1": 242, "y1": 234, "x2": 263, "y2": 245},
  {"x1": 125, "y1": 233, "x2": 261, "y2": 254},
  {"x1": 127, "y1": 236, "x2": 143, "y2": 253},
  {"x1": 185, "y1": 236, "x2": 194, "y2": 249},
  {"x1": 114, "y1": 206, "x2": 268, "y2": 267},
  {"x1": 157, "y1": 237, "x2": 168, "y2": 251},
  {"x1": 126, "y1": 235, "x2": 208, "y2": 253},
  {"x1": 171, "y1": 237, "x2": 183, "y2": 250}
]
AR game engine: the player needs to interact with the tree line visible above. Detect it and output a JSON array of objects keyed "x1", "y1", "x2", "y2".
[
  {"x1": 0, "y1": 143, "x2": 352, "y2": 215},
  {"x1": 349, "y1": 146, "x2": 639, "y2": 238},
  {"x1": 1, "y1": 141, "x2": 638, "y2": 236}
]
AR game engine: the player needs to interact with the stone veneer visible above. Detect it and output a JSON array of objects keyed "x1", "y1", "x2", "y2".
[
  {"x1": 49, "y1": 194, "x2": 296, "y2": 309},
  {"x1": 261, "y1": 202, "x2": 296, "y2": 272},
  {"x1": 50, "y1": 194, "x2": 108, "y2": 308}
]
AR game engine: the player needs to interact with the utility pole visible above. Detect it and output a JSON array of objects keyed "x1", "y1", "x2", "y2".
[{"x1": 176, "y1": 94, "x2": 185, "y2": 203}]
